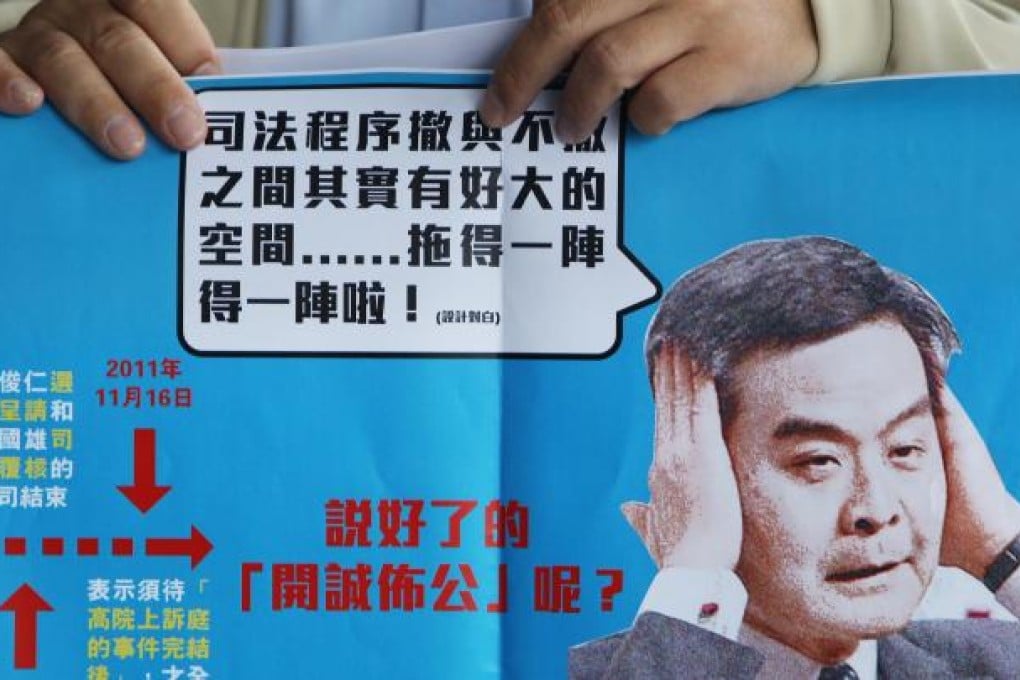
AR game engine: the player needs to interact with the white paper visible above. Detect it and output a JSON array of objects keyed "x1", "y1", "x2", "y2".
[{"x1": 217, "y1": 18, "x2": 526, "y2": 76}]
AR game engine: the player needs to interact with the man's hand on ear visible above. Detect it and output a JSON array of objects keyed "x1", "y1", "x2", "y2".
[
  {"x1": 622, "y1": 343, "x2": 742, "y2": 571},
  {"x1": 483, "y1": 0, "x2": 818, "y2": 142},
  {"x1": 938, "y1": 385, "x2": 1020, "y2": 580},
  {"x1": 0, "y1": 0, "x2": 220, "y2": 159}
]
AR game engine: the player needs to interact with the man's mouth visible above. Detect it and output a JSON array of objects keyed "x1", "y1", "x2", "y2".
[{"x1": 826, "y1": 560, "x2": 905, "y2": 582}]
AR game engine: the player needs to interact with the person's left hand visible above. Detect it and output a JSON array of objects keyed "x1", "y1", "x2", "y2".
[
  {"x1": 482, "y1": 0, "x2": 818, "y2": 142},
  {"x1": 938, "y1": 386, "x2": 1020, "y2": 580}
]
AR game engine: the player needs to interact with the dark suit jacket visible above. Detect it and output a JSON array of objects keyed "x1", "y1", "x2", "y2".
[{"x1": 569, "y1": 612, "x2": 1020, "y2": 679}]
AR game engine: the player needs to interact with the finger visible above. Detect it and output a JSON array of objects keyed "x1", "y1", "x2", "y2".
[
  {"x1": 483, "y1": 0, "x2": 656, "y2": 127},
  {"x1": 652, "y1": 342, "x2": 695, "y2": 467},
  {"x1": 0, "y1": 45, "x2": 44, "y2": 115},
  {"x1": 110, "y1": 0, "x2": 221, "y2": 75},
  {"x1": 64, "y1": 6, "x2": 206, "y2": 149},
  {"x1": 690, "y1": 370, "x2": 726, "y2": 451},
  {"x1": 621, "y1": 502, "x2": 650, "y2": 543},
  {"x1": 629, "y1": 49, "x2": 750, "y2": 136},
  {"x1": 556, "y1": 5, "x2": 695, "y2": 143},
  {"x1": 936, "y1": 385, "x2": 997, "y2": 483},
  {"x1": 5, "y1": 25, "x2": 146, "y2": 159},
  {"x1": 651, "y1": 342, "x2": 729, "y2": 476},
  {"x1": 937, "y1": 386, "x2": 987, "y2": 460}
]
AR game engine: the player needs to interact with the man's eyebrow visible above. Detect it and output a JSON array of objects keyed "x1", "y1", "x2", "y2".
[
  {"x1": 772, "y1": 418, "x2": 855, "y2": 445},
  {"x1": 771, "y1": 394, "x2": 932, "y2": 444},
  {"x1": 878, "y1": 395, "x2": 932, "y2": 438}
]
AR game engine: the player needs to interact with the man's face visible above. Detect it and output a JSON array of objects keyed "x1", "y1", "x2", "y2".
[{"x1": 729, "y1": 321, "x2": 946, "y2": 659}]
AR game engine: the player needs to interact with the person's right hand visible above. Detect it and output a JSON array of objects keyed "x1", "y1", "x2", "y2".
[
  {"x1": 937, "y1": 385, "x2": 1020, "y2": 580},
  {"x1": 622, "y1": 343, "x2": 743, "y2": 570},
  {"x1": 0, "y1": 0, "x2": 220, "y2": 159}
]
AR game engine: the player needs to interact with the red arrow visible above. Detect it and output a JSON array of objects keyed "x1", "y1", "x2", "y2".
[
  {"x1": 145, "y1": 526, "x2": 213, "y2": 569},
  {"x1": 117, "y1": 428, "x2": 171, "y2": 513},
  {"x1": 0, "y1": 584, "x2": 52, "y2": 670}
]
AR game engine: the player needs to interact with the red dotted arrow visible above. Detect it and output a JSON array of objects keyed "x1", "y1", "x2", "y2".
[
  {"x1": 0, "y1": 584, "x2": 52, "y2": 670},
  {"x1": 4, "y1": 530, "x2": 213, "y2": 569},
  {"x1": 145, "y1": 526, "x2": 214, "y2": 569},
  {"x1": 4, "y1": 536, "x2": 126, "y2": 558},
  {"x1": 117, "y1": 428, "x2": 171, "y2": 514}
]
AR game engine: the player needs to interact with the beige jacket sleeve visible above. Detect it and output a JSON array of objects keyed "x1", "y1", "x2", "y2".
[
  {"x1": 190, "y1": 0, "x2": 263, "y2": 48},
  {"x1": 808, "y1": 0, "x2": 1020, "y2": 83},
  {"x1": 0, "y1": 0, "x2": 264, "y2": 46},
  {"x1": 0, "y1": 0, "x2": 33, "y2": 31}
]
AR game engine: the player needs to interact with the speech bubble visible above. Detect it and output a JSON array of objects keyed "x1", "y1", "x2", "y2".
[{"x1": 179, "y1": 81, "x2": 658, "y2": 357}]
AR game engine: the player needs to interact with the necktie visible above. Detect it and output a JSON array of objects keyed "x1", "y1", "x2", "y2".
[{"x1": 818, "y1": 664, "x2": 859, "y2": 680}]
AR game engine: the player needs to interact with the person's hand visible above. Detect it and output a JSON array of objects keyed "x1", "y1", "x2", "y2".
[
  {"x1": 938, "y1": 385, "x2": 1020, "y2": 579},
  {"x1": 483, "y1": 0, "x2": 818, "y2": 142},
  {"x1": 0, "y1": 0, "x2": 220, "y2": 159},
  {"x1": 621, "y1": 343, "x2": 742, "y2": 570}
]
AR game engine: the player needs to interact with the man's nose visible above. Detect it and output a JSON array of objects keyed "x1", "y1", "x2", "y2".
[{"x1": 840, "y1": 457, "x2": 901, "y2": 536}]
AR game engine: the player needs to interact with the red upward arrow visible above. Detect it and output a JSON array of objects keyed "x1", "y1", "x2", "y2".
[
  {"x1": 145, "y1": 526, "x2": 213, "y2": 569},
  {"x1": 0, "y1": 584, "x2": 52, "y2": 670},
  {"x1": 117, "y1": 428, "x2": 171, "y2": 513}
]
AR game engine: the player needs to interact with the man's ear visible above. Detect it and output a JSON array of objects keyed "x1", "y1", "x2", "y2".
[{"x1": 620, "y1": 501, "x2": 658, "y2": 565}]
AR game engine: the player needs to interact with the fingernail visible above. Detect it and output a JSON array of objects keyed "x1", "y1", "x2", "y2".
[
  {"x1": 104, "y1": 115, "x2": 145, "y2": 158},
  {"x1": 191, "y1": 60, "x2": 221, "y2": 77},
  {"x1": 481, "y1": 89, "x2": 505, "y2": 127},
  {"x1": 7, "y1": 79, "x2": 43, "y2": 110},
  {"x1": 166, "y1": 103, "x2": 206, "y2": 148}
]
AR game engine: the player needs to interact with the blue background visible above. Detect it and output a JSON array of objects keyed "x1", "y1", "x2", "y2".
[{"x1": 3, "y1": 72, "x2": 1020, "y2": 678}]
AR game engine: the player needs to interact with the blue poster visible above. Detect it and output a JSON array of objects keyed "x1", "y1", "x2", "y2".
[{"x1": 4, "y1": 69, "x2": 1020, "y2": 678}]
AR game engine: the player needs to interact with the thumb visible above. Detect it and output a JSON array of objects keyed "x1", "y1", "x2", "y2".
[{"x1": 621, "y1": 501, "x2": 659, "y2": 564}]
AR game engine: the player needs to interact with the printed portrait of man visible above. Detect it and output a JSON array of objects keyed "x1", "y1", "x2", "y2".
[{"x1": 570, "y1": 237, "x2": 1020, "y2": 679}]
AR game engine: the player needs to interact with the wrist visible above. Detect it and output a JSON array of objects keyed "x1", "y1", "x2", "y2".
[
  {"x1": 661, "y1": 535, "x2": 739, "y2": 571},
  {"x1": 964, "y1": 501, "x2": 1020, "y2": 579}
]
